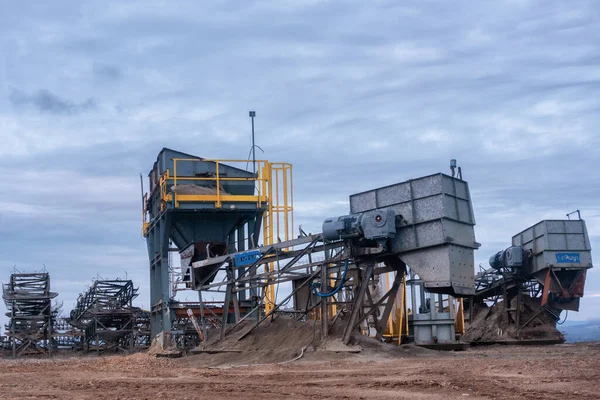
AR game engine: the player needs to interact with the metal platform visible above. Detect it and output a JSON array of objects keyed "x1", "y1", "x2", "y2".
[{"x1": 142, "y1": 148, "x2": 293, "y2": 338}]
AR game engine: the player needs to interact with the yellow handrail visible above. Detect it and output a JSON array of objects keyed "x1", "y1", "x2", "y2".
[
  {"x1": 161, "y1": 158, "x2": 274, "y2": 209},
  {"x1": 263, "y1": 162, "x2": 293, "y2": 315}
]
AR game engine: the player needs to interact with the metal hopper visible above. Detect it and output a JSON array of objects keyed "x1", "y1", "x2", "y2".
[{"x1": 350, "y1": 173, "x2": 479, "y2": 296}]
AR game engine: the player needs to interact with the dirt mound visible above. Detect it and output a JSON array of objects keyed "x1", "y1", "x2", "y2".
[
  {"x1": 206, "y1": 316, "x2": 317, "y2": 352},
  {"x1": 180, "y1": 317, "x2": 317, "y2": 367},
  {"x1": 177, "y1": 316, "x2": 441, "y2": 368},
  {"x1": 464, "y1": 295, "x2": 565, "y2": 343}
]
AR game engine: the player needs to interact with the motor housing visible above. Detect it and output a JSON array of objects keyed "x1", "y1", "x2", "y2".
[
  {"x1": 489, "y1": 246, "x2": 524, "y2": 270},
  {"x1": 322, "y1": 209, "x2": 396, "y2": 241}
]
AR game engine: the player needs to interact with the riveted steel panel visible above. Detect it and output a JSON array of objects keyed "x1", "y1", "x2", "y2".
[
  {"x1": 350, "y1": 173, "x2": 478, "y2": 296},
  {"x1": 512, "y1": 220, "x2": 593, "y2": 273}
]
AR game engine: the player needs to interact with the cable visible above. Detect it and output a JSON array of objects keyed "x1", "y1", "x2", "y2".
[
  {"x1": 311, "y1": 260, "x2": 349, "y2": 298},
  {"x1": 244, "y1": 145, "x2": 265, "y2": 172},
  {"x1": 557, "y1": 310, "x2": 569, "y2": 325},
  {"x1": 210, "y1": 344, "x2": 307, "y2": 369}
]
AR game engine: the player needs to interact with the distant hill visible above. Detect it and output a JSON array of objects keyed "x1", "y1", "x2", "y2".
[{"x1": 559, "y1": 320, "x2": 600, "y2": 343}]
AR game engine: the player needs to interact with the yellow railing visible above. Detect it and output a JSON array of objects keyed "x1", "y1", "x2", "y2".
[
  {"x1": 160, "y1": 158, "x2": 272, "y2": 210},
  {"x1": 142, "y1": 158, "x2": 271, "y2": 234},
  {"x1": 263, "y1": 162, "x2": 294, "y2": 315}
]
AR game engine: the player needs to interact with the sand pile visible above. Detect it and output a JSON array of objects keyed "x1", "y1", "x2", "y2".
[
  {"x1": 206, "y1": 317, "x2": 317, "y2": 353},
  {"x1": 464, "y1": 295, "x2": 565, "y2": 343},
  {"x1": 177, "y1": 316, "x2": 438, "y2": 367},
  {"x1": 183, "y1": 317, "x2": 318, "y2": 366}
]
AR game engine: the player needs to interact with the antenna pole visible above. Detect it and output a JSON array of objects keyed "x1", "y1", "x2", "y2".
[{"x1": 249, "y1": 111, "x2": 256, "y2": 175}]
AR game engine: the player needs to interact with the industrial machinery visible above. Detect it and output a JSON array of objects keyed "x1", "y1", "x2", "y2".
[
  {"x1": 471, "y1": 218, "x2": 593, "y2": 336},
  {"x1": 159, "y1": 170, "x2": 478, "y2": 346},
  {"x1": 322, "y1": 209, "x2": 398, "y2": 243},
  {"x1": 347, "y1": 173, "x2": 478, "y2": 297},
  {"x1": 142, "y1": 150, "x2": 592, "y2": 348},
  {"x1": 142, "y1": 148, "x2": 293, "y2": 339}
]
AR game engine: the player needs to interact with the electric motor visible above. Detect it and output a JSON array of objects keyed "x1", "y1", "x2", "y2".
[
  {"x1": 322, "y1": 209, "x2": 396, "y2": 241},
  {"x1": 489, "y1": 246, "x2": 524, "y2": 269}
]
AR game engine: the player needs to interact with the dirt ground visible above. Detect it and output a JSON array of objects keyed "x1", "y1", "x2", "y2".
[{"x1": 1, "y1": 342, "x2": 599, "y2": 400}]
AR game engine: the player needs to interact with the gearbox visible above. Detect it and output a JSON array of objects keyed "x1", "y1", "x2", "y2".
[{"x1": 322, "y1": 209, "x2": 396, "y2": 242}]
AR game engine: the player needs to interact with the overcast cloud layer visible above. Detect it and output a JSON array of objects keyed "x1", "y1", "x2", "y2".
[{"x1": 1, "y1": 1, "x2": 599, "y2": 328}]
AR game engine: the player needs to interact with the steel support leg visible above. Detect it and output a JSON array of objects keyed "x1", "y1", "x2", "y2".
[
  {"x1": 377, "y1": 269, "x2": 404, "y2": 338},
  {"x1": 342, "y1": 264, "x2": 374, "y2": 345},
  {"x1": 220, "y1": 281, "x2": 233, "y2": 340},
  {"x1": 320, "y1": 252, "x2": 329, "y2": 340}
]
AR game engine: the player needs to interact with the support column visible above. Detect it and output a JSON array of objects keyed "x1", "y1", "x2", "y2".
[
  {"x1": 320, "y1": 259, "x2": 329, "y2": 340},
  {"x1": 198, "y1": 290, "x2": 208, "y2": 341},
  {"x1": 516, "y1": 285, "x2": 522, "y2": 328},
  {"x1": 220, "y1": 264, "x2": 235, "y2": 340},
  {"x1": 378, "y1": 269, "x2": 404, "y2": 339},
  {"x1": 237, "y1": 224, "x2": 247, "y2": 301},
  {"x1": 343, "y1": 264, "x2": 374, "y2": 345},
  {"x1": 11, "y1": 306, "x2": 15, "y2": 358}
]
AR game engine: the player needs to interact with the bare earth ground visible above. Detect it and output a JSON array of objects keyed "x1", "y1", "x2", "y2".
[{"x1": 1, "y1": 342, "x2": 599, "y2": 400}]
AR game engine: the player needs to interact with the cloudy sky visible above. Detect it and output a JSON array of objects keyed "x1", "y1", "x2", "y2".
[{"x1": 1, "y1": 0, "x2": 599, "y2": 330}]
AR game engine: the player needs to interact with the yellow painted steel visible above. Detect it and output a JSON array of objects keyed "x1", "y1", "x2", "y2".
[
  {"x1": 379, "y1": 271, "x2": 409, "y2": 344},
  {"x1": 455, "y1": 298, "x2": 465, "y2": 334},
  {"x1": 263, "y1": 163, "x2": 275, "y2": 314},
  {"x1": 165, "y1": 194, "x2": 262, "y2": 203},
  {"x1": 396, "y1": 275, "x2": 408, "y2": 345},
  {"x1": 385, "y1": 272, "x2": 394, "y2": 336},
  {"x1": 329, "y1": 272, "x2": 337, "y2": 317},
  {"x1": 159, "y1": 158, "x2": 273, "y2": 210},
  {"x1": 262, "y1": 162, "x2": 294, "y2": 315},
  {"x1": 141, "y1": 193, "x2": 150, "y2": 236}
]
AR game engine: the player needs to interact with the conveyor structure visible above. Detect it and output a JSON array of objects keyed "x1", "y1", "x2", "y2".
[
  {"x1": 185, "y1": 173, "x2": 479, "y2": 345},
  {"x1": 143, "y1": 149, "x2": 595, "y2": 348},
  {"x1": 51, "y1": 318, "x2": 84, "y2": 350},
  {"x1": 470, "y1": 219, "x2": 593, "y2": 334},
  {"x1": 2, "y1": 272, "x2": 58, "y2": 358},
  {"x1": 69, "y1": 279, "x2": 142, "y2": 352}
]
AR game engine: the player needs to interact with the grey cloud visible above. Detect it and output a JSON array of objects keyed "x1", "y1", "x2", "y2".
[
  {"x1": 1, "y1": 0, "x2": 599, "y2": 327},
  {"x1": 8, "y1": 89, "x2": 96, "y2": 114},
  {"x1": 93, "y1": 63, "x2": 122, "y2": 81}
]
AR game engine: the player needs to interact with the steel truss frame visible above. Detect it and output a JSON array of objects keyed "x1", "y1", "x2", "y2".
[
  {"x1": 471, "y1": 265, "x2": 559, "y2": 332},
  {"x1": 194, "y1": 233, "x2": 407, "y2": 345},
  {"x1": 2, "y1": 273, "x2": 57, "y2": 358},
  {"x1": 52, "y1": 317, "x2": 84, "y2": 350},
  {"x1": 69, "y1": 280, "x2": 145, "y2": 352}
]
